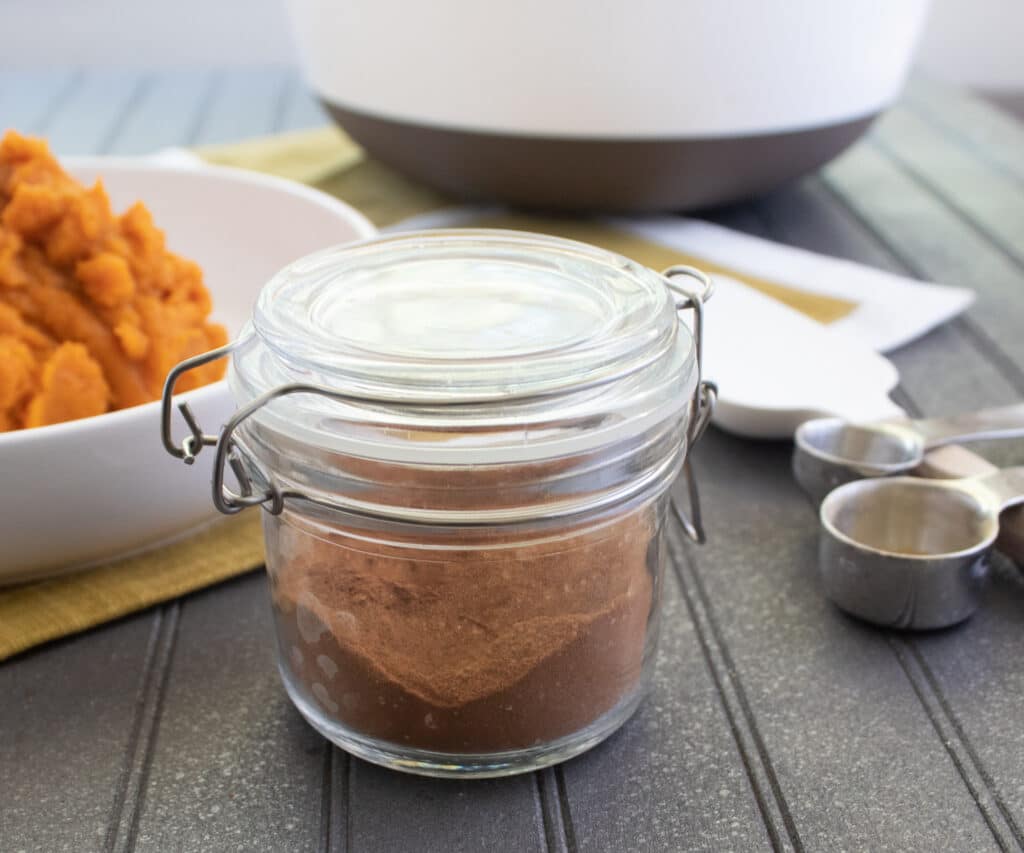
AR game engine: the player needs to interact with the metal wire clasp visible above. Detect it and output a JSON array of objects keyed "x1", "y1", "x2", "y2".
[
  {"x1": 160, "y1": 341, "x2": 272, "y2": 515},
  {"x1": 663, "y1": 265, "x2": 718, "y2": 545},
  {"x1": 160, "y1": 342, "x2": 236, "y2": 465},
  {"x1": 161, "y1": 346, "x2": 398, "y2": 516}
]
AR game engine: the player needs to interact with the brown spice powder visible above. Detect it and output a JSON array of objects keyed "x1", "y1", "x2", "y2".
[{"x1": 269, "y1": 504, "x2": 659, "y2": 753}]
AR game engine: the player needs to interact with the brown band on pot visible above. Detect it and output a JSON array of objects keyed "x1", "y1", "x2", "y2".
[{"x1": 322, "y1": 101, "x2": 877, "y2": 213}]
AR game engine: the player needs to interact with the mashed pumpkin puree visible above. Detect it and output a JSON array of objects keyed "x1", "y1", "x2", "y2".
[{"x1": 0, "y1": 131, "x2": 226, "y2": 432}]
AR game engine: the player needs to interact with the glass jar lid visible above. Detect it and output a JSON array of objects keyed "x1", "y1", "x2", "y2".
[
  {"x1": 247, "y1": 229, "x2": 684, "y2": 401},
  {"x1": 226, "y1": 229, "x2": 696, "y2": 468},
  {"x1": 227, "y1": 229, "x2": 697, "y2": 467}
]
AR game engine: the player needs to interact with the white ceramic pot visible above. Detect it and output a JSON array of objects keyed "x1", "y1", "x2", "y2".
[{"x1": 288, "y1": 0, "x2": 931, "y2": 211}]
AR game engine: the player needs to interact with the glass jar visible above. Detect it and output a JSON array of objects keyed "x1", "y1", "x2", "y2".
[{"x1": 161, "y1": 230, "x2": 715, "y2": 777}]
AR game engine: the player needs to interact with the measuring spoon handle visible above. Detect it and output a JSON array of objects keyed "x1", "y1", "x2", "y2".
[
  {"x1": 973, "y1": 466, "x2": 1024, "y2": 512},
  {"x1": 914, "y1": 403, "x2": 1024, "y2": 448}
]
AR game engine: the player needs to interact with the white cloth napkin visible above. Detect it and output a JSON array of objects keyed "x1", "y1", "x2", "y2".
[{"x1": 615, "y1": 217, "x2": 973, "y2": 354}]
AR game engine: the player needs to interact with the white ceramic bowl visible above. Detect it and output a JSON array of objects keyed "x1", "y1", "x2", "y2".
[{"x1": 0, "y1": 158, "x2": 375, "y2": 584}]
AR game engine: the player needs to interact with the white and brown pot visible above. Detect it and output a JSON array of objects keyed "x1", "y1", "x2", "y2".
[{"x1": 287, "y1": 0, "x2": 932, "y2": 212}]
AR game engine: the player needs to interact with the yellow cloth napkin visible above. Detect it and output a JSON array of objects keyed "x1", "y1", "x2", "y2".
[
  {"x1": 0, "y1": 514, "x2": 264, "y2": 661},
  {"x1": 2, "y1": 124, "x2": 856, "y2": 663}
]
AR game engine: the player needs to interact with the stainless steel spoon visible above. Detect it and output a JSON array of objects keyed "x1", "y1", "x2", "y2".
[
  {"x1": 793, "y1": 403, "x2": 1024, "y2": 504},
  {"x1": 819, "y1": 466, "x2": 1024, "y2": 629}
]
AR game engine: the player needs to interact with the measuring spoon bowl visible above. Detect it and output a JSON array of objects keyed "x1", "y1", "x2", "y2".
[
  {"x1": 794, "y1": 402, "x2": 1024, "y2": 504},
  {"x1": 818, "y1": 467, "x2": 1024, "y2": 630},
  {"x1": 794, "y1": 419, "x2": 923, "y2": 503}
]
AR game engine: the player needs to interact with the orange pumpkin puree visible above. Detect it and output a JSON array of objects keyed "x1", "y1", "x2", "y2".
[{"x1": 0, "y1": 131, "x2": 226, "y2": 432}]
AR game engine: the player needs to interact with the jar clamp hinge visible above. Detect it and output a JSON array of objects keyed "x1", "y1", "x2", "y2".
[{"x1": 663, "y1": 265, "x2": 718, "y2": 545}]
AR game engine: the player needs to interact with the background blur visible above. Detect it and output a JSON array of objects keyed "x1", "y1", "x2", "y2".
[{"x1": 0, "y1": 0, "x2": 1022, "y2": 94}]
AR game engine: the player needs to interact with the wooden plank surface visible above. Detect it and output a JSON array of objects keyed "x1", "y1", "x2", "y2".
[
  {"x1": 40, "y1": 69, "x2": 149, "y2": 155},
  {"x1": 872, "y1": 105, "x2": 1024, "y2": 268},
  {"x1": 823, "y1": 142, "x2": 1024, "y2": 392},
  {"x1": 129, "y1": 575, "x2": 325, "y2": 853},
  {"x1": 105, "y1": 70, "x2": 216, "y2": 155},
  {"x1": 3, "y1": 68, "x2": 1024, "y2": 853},
  {"x1": 710, "y1": 173, "x2": 1024, "y2": 849},
  {"x1": 345, "y1": 764, "x2": 548, "y2": 853},
  {"x1": 0, "y1": 613, "x2": 161, "y2": 853},
  {"x1": 661, "y1": 180, "x2": 1024, "y2": 844},
  {"x1": 559, "y1": 566, "x2": 773, "y2": 852},
  {"x1": 190, "y1": 67, "x2": 292, "y2": 145},
  {"x1": 822, "y1": 93, "x2": 1024, "y2": 848},
  {"x1": 906, "y1": 78, "x2": 1024, "y2": 187},
  {"x1": 669, "y1": 435, "x2": 1002, "y2": 852},
  {"x1": 277, "y1": 70, "x2": 330, "y2": 132},
  {"x1": 0, "y1": 69, "x2": 79, "y2": 135}
]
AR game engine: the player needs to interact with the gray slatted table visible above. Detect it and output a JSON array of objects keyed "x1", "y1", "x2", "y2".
[{"x1": 2, "y1": 68, "x2": 1024, "y2": 853}]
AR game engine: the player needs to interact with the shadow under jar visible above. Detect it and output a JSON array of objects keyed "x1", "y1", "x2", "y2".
[{"x1": 161, "y1": 230, "x2": 715, "y2": 777}]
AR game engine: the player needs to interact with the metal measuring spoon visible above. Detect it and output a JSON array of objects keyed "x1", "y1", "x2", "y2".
[
  {"x1": 819, "y1": 466, "x2": 1024, "y2": 630},
  {"x1": 793, "y1": 403, "x2": 1024, "y2": 504}
]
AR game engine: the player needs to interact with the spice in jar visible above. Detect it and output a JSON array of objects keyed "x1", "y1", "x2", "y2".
[{"x1": 270, "y1": 501, "x2": 661, "y2": 753}]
